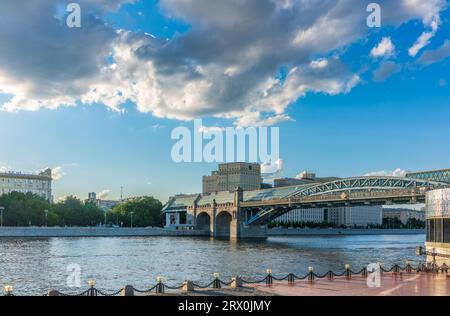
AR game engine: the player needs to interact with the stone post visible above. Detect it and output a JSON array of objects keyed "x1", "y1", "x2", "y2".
[
  {"x1": 230, "y1": 277, "x2": 242, "y2": 289},
  {"x1": 47, "y1": 290, "x2": 60, "y2": 296},
  {"x1": 121, "y1": 285, "x2": 134, "y2": 296},
  {"x1": 182, "y1": 280, "x2": 194, "y2": 293}
]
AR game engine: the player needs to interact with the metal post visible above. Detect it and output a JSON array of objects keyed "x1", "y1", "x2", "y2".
[
  {"x1": 0, "y1": 206, "x2": 5, "y2": 227},
  {"x1": 156, "y1": 277, "x2": 165, "y2": 294},
  {"x1": 287, "y1": 273, "x2": 295, "y2": 286},
  {"x1": 130, "y1": 212, "x2": 134, "y2": 228},
  {"x1": 266, "y1": 269, "x2": 273, "y2": 286},
  {"x1": 308, "y1": 266, "x2": 314, "y2": 283},
  {"x1": 213, "y1": 273, "x2": 221, "y2": 289},
  {"x1": 345, "y1": 264, "x2": 351, "y2": 280},
  {"x1": 44, "y1": 209, "x2": 48, "y2": 227}
]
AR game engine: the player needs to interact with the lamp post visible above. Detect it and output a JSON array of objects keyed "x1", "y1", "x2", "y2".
[
  {"x1": 44, "y1": 209, "x2": 48, "y2": 227},
  {"x1": 130, "y1": 212, "x2": 134, "y2": 228},
  {"x1": 104, "y1": 212, "x2": 107, "y2": 227},
  {"x1": 0, "y1": 206, "x2": 4, "y2": 227}
]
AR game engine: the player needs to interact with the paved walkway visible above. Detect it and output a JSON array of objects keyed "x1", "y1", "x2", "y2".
[{"x1": 251, "y1": 272, "x2": 450, "y2": 296}]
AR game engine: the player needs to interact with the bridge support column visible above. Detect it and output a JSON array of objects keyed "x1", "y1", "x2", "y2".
[
  {"x1": 210, "y1": 209, "x2": 216, "y2": 237},
  {"x1": 230, "y1": 218, "x2": 238, "y2": 240}
]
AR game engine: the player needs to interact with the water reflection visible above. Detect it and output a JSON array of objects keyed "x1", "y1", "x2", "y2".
[{"x1": 0, "y1": 234, "x2": 425, "y2": 295}]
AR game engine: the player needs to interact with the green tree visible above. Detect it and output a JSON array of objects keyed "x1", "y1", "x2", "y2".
[
  {"x1": 109, "y1": 196, "x2": 163, "y2": 227},
  {"x1": 53, "y1": 196, "x2": 104, "y2": 226},
  {"x1": 0, "y1": 192, "x2": 56, "y2": 226}
]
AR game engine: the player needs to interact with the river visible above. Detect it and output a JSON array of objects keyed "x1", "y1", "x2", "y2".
[{"x1": 0, "y1": 234, "x2": 425, "y2": 295}]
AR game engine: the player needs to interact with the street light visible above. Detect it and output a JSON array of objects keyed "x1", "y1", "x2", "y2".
[
  {"x1": 0, "y1": 206, "x2": 4, "y2": 227},
  {"x1": 130, "y1": 212, "x2": 134, "y2": 228},
  {"x1": 44, "y1": 209, "x2": 48, "y2": 227}
]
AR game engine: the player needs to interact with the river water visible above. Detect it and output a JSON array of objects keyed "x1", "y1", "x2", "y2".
[{"x1": 0, "y1": 234, "x2": 425, "y2": 295}]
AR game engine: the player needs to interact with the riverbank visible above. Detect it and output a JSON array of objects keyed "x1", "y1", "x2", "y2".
[
  {"x1": 0, "y1": 227, "x2": 208, "y2": 238},
  {"x1": 0, "y1": 227, "x2": 424, "y2": 238},
  {"x1": 268, "y1": 228, "x2": 425, "y2": 236}
]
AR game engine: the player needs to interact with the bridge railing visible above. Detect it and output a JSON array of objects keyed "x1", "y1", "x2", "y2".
[{"x1": 241, "y1": 188, "x2": 426, "y2": 207}]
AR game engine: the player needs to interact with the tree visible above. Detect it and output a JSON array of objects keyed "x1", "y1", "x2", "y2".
[
  {"x1": 52, "y1": 196, "x2": 104, "y2": 227},
  {"x1": 0, "y1": 192, "x2": 55, "y2": 226},
  {"x1": 109, "y1": 196, "x2": 163, "y2": 227}
]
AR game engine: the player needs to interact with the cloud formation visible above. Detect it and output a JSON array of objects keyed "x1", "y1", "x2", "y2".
[
  {"x1": 373, "y1": 61, "x2": 401, "y2": 82},
  {"x1": 364, "y1": 168, "x2": 407, "y2": 177},
  {"x1": 371, "y1": 37, "x2": 395, "y2": 58},
  {"x1": 0, "y1": 0, "x2": 447, "y2": 126},
  {"x1": 97, "y1": 189, "x2": 111, "y2": 200},
  {"x1": 417, "y1": 40, "x2": 450, "y2": 65}
]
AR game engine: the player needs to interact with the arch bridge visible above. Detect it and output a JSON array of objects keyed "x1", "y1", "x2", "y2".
[{"x1": 163, "y1": 173, "x2": 448, "y2": 239}]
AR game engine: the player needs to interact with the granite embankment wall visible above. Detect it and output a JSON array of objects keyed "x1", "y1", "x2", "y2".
[
  {"x1": 268, "y1": 228, "x2": 425, "y2": 236},
  {"x1": 0, "y1": 227, "x2": 425, "y2": 238},
  {"x1": 0, "y1": 227, "x2": 209, "y2": 238}
]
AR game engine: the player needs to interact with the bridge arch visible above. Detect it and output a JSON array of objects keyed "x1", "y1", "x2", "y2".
[
  {"x1": 287, "y1": 176, "x2": 445, "y2": 199},
  {"x1": 216, "y1": 211, "x2": 232, "y2": 238},
  {"x1": 196, "y1": 212, "x2": 211, "y2": 231}
]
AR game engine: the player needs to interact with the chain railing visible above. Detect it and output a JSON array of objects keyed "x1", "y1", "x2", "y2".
[{"x1": 4, "y1": 261, "x2": 449, "y2": 296}]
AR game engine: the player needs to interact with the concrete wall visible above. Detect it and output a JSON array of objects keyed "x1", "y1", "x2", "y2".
[
  {"x1": 269, "y1": 228, "x2": 425, "y2": 236},
  {"x1": 0, "y1": 227, "x2": 209, "y2": 238}
]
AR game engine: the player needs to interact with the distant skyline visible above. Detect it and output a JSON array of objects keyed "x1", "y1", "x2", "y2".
[{"x1": 0, "y1": 0, "x2": 449, "y2": 202}]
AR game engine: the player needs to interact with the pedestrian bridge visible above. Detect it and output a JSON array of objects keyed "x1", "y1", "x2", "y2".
[{"x1": 162, "y1": 170, "x2": 449, "y2": 239}]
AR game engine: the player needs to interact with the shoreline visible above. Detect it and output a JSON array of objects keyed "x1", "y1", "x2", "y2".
[
  {"x1": 268, "y1": 228, "x2": 425, "y2": 236},
  {"x1": 0, "y1": 226, "x2": 425, "y2": 238}
]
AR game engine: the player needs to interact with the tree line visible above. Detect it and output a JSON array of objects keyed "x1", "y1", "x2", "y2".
[{"x1": 0, "y1": 192, "x2": 163, "y2": 227}]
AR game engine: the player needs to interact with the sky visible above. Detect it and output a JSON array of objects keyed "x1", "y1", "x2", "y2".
[{"x1": 0, "y1": 0, "x2": 449, "y2": 203}]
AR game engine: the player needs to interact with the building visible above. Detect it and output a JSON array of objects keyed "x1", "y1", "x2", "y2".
[
  {"x1": 276, "y1": 208, "x2": 325, "y2": 223},
  {"x1": 86, "y1": 192, "x2": 97, "y2": 204},
  {"x1": 0, "y1": 168, "x2": 52, "y2": 201},
  {"x1": 202, "y1": 162, "x2": 262, "y2": 194},
  {"x1": 425, "y1": 188, "x2": 450, "y2": 265},
  {"x1": 275, "y1": 205, "x2": 383, "y2": 227},
  {"x1": 96, "y1": 200, "x2": 120, "y2": 212},
  {"x1": 161, "y1": 194, "x2": 199, "y2": 230},
  {"x1": 274, "y1": 172, "x2": 340, "y2": 188},
  {"x1": 327, "y1": 205, "x2": 383, "y2": 227},
  {"x1": 383, "y1": 208, "x2": 425, "y2": 224}
]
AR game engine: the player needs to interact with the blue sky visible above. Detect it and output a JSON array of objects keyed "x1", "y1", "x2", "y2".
[{"x1": 0, "y1": 0, "x2": 449, "y2": 202}]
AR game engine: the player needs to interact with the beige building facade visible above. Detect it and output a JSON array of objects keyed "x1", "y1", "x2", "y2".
[
  {"x1": 202, "y1": 163, "x2": 262, "y2": 193},
  {"x1": 0, "y1": 168, "x2": 53, "y2": 201}
]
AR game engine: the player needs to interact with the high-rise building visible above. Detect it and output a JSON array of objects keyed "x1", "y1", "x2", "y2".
[
  {"x1": 202, "y1": 163, "x2": 262, "y2": 193},
  {"x1": 0, "y1": 168, "x2": 52, "y2": 202},
  {"x1": 86, "y1": 192, "x2": 97, "y2": 204}
]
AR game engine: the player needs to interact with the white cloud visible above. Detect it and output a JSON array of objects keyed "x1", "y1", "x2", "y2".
[
  {"x1": 408, "y1": 17, "x2": 440, "y2": 57},
  {"x1": 0, "y1": 164, "x2": 10, "y2": 172},
  {"x1": 364, "y1": 168, "x2": 408, "y2": 177},
  {"x1": 0, "y1": 0, "x2": 447, "y2": 126},
  {"x1": 370, "y1": 37, "x2": 395, "y2": 58},
  {"x1": 39, "y1": 166, "x2": 66, "y2": 181},
  {"x1": 97, "y1": 189, "x2": 111, "y2": 200},
  {"x1": 261, "y1": 158, "x2": 284, "y2": 182}
]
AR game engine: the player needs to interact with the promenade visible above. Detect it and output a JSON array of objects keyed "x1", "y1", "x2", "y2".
[{"x1": 251, "y1": 272, "x2": 450, "y2": 296}]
